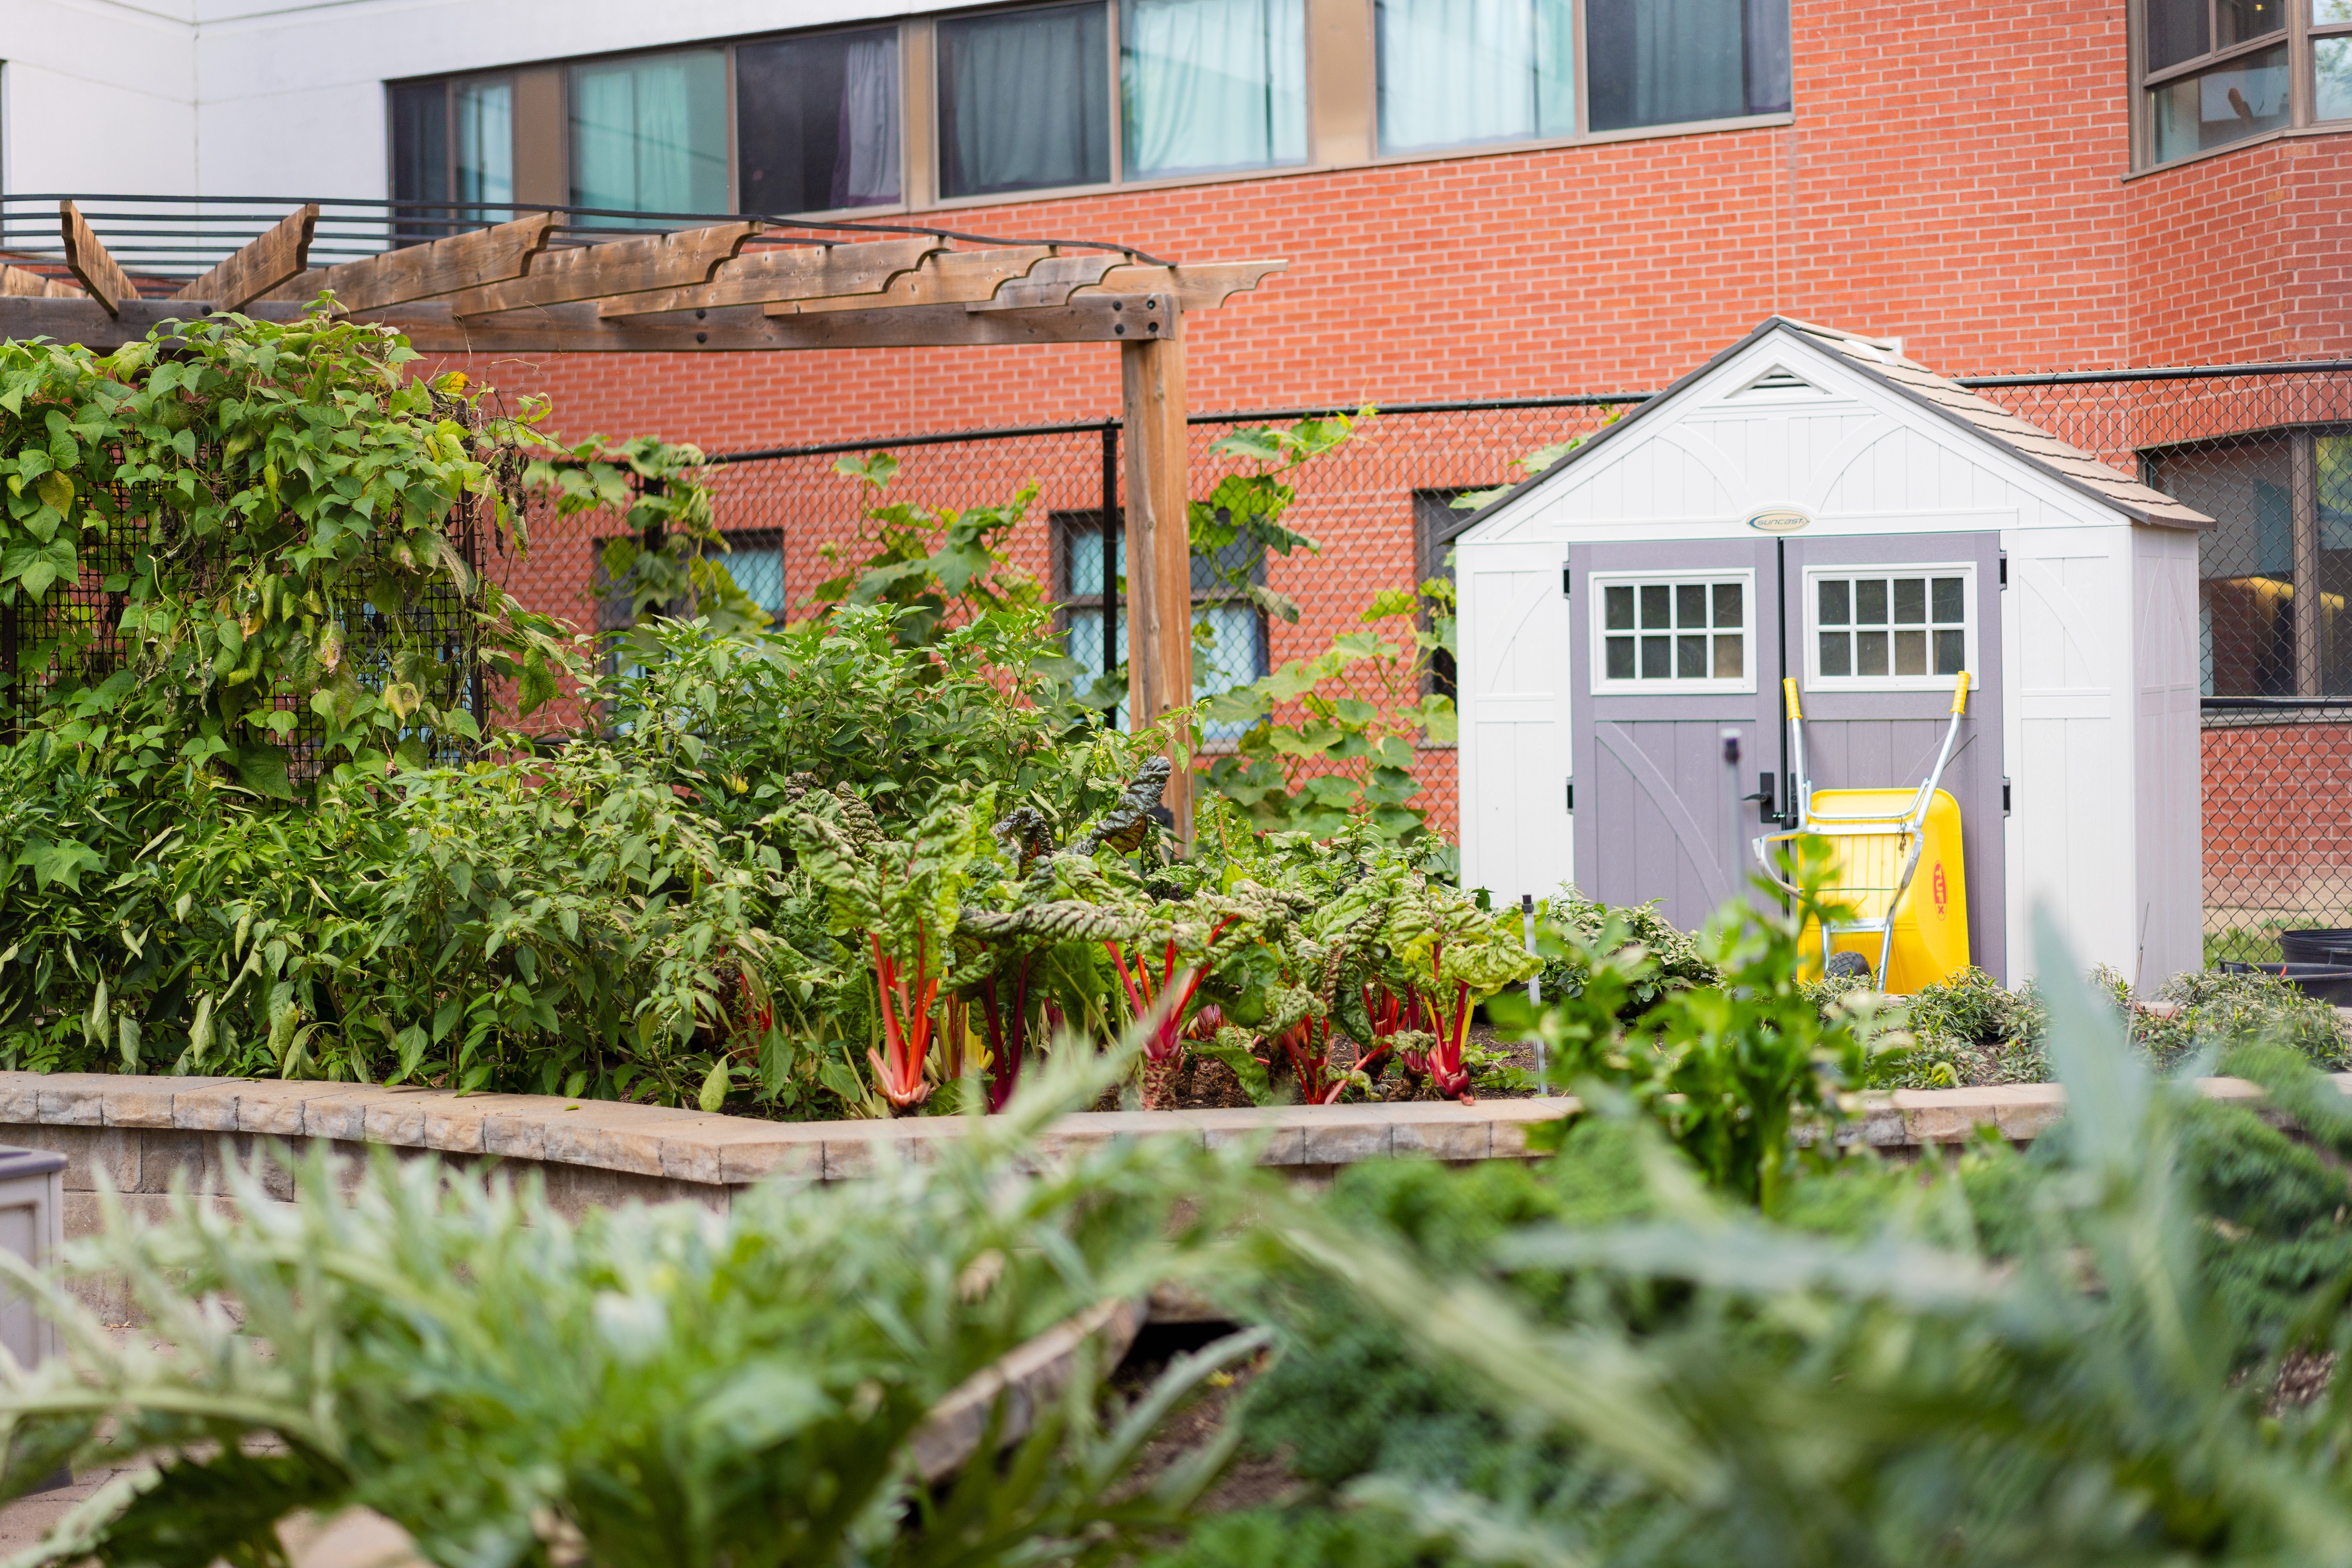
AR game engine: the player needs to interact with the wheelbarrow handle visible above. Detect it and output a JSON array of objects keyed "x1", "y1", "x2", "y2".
[
  {"x1": 1784, "y1": 676, "x2": 1803, "y2": 722},
  {"x1": 1950, "y1": 670, "x2": 1970, "y2": 716}
]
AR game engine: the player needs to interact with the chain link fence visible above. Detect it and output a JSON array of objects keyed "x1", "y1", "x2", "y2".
[{"x1": 478, "y1": 368, "x2": 2352, "y2": 962}]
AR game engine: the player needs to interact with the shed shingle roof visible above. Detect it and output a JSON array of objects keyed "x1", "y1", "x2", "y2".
[{"x1": 1443, "y1": 317, "x2": 2213, "y2": 541}]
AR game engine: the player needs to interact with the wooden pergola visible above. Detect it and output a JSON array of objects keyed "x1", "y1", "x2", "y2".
[{"x1": 0, "y1": 200, "x2": 1288, "y2": 826}]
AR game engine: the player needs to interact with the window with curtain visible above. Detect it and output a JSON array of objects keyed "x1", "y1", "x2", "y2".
[
  {"x1": 569, "y1": 50, "x2": 729, "y2": 220},
  {"x1": 1375, "y1": 0, "x2": 1576, "y2": 152},
  {"x1": 938, "y1": 4, "x2": 1110, "y2": 198},
  {"x1": 1585, "y1": 0, "x2": 1790, "y2": 132},
  {"x1": 738, "y1": 27, "x2": 901, "y2": 213},
  {"x1": 1122, "y1": 0, "x2": 1306, "y2": 178},
  {"x1": 453, "y1": 80, "x2": 514, "y2": 211}
]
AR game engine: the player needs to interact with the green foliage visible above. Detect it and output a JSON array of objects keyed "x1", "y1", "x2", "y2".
[
  {"x1": 811, "y1": 451, "x2": 1060, "y2": 652},
  {"x1": 1198, "y1": 585, "x2": 1457, "y2": 848},
  {"x1": 529, "y1": 433, "x2": 774, "y2": 650},
  {"x1": 1883, "y1": 960, "x2": 2348, "y2": 1089},
  {"x1": 1498, "y1": 851, "x2": 1895, "y2": 1209},
  {"x1": 1532, "y1": 887, "x2": 1722, "y2": 1017},
  {"x1": 0, "y1": 308, "x2": 567, "y2": 793},
  {"x1": 0, "y1": 1050, "x2": 1270, "y2": 1568},
  {"x1": 1188, "y1": 410, "x2": 1368, "y2": 631},
  {"x1": 1252, "y1": 921, "x2": 2352, "y2": 1567}
]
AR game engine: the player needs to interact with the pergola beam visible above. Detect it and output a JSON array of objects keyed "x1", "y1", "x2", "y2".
[
  {"x1": 60, "y1": 202, "x2": 137, "y2": 316},
  {"x1": 0, "y1": 292, "x2": 1182, "y2": 352},
  {"x1": 449, "y1": 222, "x2": 762, "y2": 317},
  {"x1": 260, "y1": 213, "x2": 558, "y2": 310},
  {"x1": 609, "y1": 237, "x2": 943, "y2": 318},
  {"x1": 170, "y1": 204, "x2": 318, "y2": 311}
]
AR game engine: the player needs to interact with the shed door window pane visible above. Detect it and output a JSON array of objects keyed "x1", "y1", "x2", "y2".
[
  {"x1": 571, "y1": 51, "x2": 729, "y2": 219},
  {"x1": 1586, "y1": 0, "x2": 1790, "y2": 132},
  {"x1": 1123, "y1": 0, "x2": 1306, "y2": 176},
  {"x1": 738, "y1": 28, "x2": 901, "y2": 214},
  {"x1": 1814, "y1": 573, "x2": 1966, "y2": 682},
  {"x1": 1375, "y1": 0, "x2": 1575, "y2": 152},
  {"x1": 939, "y1": 4, "x2": 1110, "y2": 197},
  {"x1": 1599, "y1": 576, "x2": 1743, "y2": 685},
  {"x1": 454, "y1": 81, "x2": 513, "y2": 209},
  {"x1": 2149, "y1": 44, "x2": 2290, "y2": 162}
]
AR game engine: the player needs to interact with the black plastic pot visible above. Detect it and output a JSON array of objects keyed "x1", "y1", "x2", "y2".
[
  {"x1": 2220, "y1": 960, "x2": 2352, "y2": 1007},
  {"x1": 2282, "y1": 928, "x2": 2352, "y2": 967}
]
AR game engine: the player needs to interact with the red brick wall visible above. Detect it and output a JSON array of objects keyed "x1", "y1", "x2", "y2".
[{"x1": 429, "y1": 0, "x2": 2352, "y2": 843}]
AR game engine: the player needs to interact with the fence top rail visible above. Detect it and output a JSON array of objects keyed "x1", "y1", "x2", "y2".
[{"x1": 702, "y1": 364, "x2": 2352, "y2": 466}]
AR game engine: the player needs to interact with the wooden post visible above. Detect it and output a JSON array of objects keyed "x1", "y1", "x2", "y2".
[{"x1": 1120, "y1": 317, "x2": 1193, "y2": 837}]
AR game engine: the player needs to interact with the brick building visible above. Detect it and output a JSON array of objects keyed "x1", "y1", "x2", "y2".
[{"x1": 5, "y1": 0, "x2": 2351, "y2": 930}]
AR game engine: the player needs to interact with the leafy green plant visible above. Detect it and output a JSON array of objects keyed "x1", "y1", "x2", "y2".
[
  {"x1": 1199, "y1": 586, "x2": 1457, "y2": 847},
  {"x1": 1, "y1": 308, "x2": 570, "y2": 795},
  {"x1": 812, "y1": 451, "x2": 1059, "y2": 651},
  {"x1": 1498, "y1": 850, "x2": 1894, "y2": 1208},
  {"x1": 1257, "y1": 916, "x2": 2352, "y2": 1568},
  {"x1": 0, "y1": 1049, "x2": 1270, "y2": 1568}
]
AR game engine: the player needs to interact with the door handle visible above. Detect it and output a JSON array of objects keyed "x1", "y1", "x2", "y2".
[{"x1": 1740, "y1": 771, "x2": 1778, "y2": 824}]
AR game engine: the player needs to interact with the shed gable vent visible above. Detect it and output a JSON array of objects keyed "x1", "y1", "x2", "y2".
[{"x1": 1740, "y1": 365, "x2": 1816, "y2": 394}]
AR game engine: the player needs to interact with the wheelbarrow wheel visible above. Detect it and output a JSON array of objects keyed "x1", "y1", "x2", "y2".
[{"x1": 1825, "y1": 950, "x2": 1874, "y2": 983}]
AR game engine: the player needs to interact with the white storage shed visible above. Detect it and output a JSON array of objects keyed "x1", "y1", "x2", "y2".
[{"x1": 1446, "y1": 319, "x2": 2212, "y2": 987}]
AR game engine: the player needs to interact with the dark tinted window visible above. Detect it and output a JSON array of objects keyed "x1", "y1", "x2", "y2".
[
  {"x1": 938, "y1": 3, "x2": 1110, "y2": 197},
  {"x1": 390, "y1": 81, "x2": 449, "y2": 246},
  {"x1": 2147, "y1": 0, "x2": 2211, "y2": 70},
  {"x1": 1586, "y1": 0, "x2": 1789, "y2": 132},
  {"x1": 737, "y1": 27, "x2": 902, "y2": 214}
]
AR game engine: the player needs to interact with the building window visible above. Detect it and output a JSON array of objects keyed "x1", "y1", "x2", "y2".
[
  {"x1": 2136, "y1": 0, "x2": 2349, "y2": 167},
  {"x1": 2155, "y1": 431, "x2": 2352, "y2": 697},
  {"x1": 1055, "y1": 512, "x2": 1272, "y2": 735},
  {"x1": 1590, "y1": 572, "x2": 1752, "y2": 694},
  {"x1": 1805, "y1": 567, "x2": 1975, "y2": 691},
  {"x1": 570, "y1": 49, "x2": 729, "y2": 220},
  {"x1": 1375, "y1": 0, "x2": 1576, "y2": 152},
  {"x1": 1122, "y1": 0, "x2": 1307, "y2": 177},
  {"x1": 939, "y1": 4, "x2": 1113, "y2": 197},
  {"x1": 713, "y1": 531, "x2": 787, "y2": 622},
  {"x1": 737, "y1": 27, "x2": 901, "y2": 214},
  {"x1": 1057, "y1": 511, "x2": 1128, "y2": 725},
  {"x1": 1586, "y1": 0, "x2": 1791, "y2": 131},
  {"x1": 1411, "y1": 489, "x2": 1461, "y2": 703},
  {"x1": 390, "y1": 77, "x2": 512, "y2": 242}
]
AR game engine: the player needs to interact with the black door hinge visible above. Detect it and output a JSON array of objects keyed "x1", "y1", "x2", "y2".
[
  {"x1": 1562, "y1": 564, "x2": 1572, "y2": 597},
  {"x1": 2002, "y1": 777, "x2": 2012, "y2": 814},
  {"x1": 1998, "y1": 551, "x2": 2008, "y2": 589},
  {"x1": 1565, "y1": 778, "x2": 1574, "y2": 812}
]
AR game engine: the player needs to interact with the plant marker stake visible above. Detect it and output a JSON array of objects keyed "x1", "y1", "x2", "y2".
[{"x1": 1522, "y1": 892, "x2": 1546, "y2": 1090}]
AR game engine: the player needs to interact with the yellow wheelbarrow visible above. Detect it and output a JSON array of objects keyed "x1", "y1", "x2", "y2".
[{"x1": 1752, "y1": 672, "x2": 1973, "y2": 993}]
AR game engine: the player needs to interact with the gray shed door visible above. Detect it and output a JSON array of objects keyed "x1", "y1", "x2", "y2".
[
  {"x1": 1571, "y1": 532, "x2": 2007, "y2": 978},
  {"x1": 1782, "y1": 532, "x2": 2006, "y2": 980},
  {"x1": 1570, "y1": 539, "x2": 1786, "y2": 931}
]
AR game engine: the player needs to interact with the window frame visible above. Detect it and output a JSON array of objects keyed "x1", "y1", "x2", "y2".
[
  {"x1": 2132, "y1": 0, "x2": 2352, "y2": 172},
  {"x1": 1586, "y1": 568, "x2": 1757, "y2": 698},
  {"x1": 1800, "y1": 562, "x2": 1980, "y2": 696}
]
